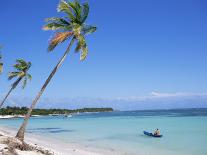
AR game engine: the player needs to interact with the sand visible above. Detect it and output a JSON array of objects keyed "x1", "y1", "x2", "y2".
[{"x1": 0, "y1": 127, "x2": 104, "y2": 155}]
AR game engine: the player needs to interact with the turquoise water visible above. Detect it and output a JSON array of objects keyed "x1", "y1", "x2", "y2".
[{"x1": 0, "y1": 109, "x2": 207, "y2": 155}]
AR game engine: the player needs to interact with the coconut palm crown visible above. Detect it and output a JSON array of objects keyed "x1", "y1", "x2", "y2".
[
  {"x1": 43, "y1": 0, "x2": 97, "y2": 60},
  {"x1": 0, "y1": 59, "x2": 32, "y2": 108},
  {"x1": 8, "y1": 59, "x2": 32, "y2": 89}
]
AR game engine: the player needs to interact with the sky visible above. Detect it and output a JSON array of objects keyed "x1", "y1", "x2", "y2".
[{"x1": 0, "y1": 0, "x2": 207, "y2": 110}]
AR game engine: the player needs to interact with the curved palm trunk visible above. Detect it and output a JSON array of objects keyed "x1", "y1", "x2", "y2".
[
  {"x1": 16, "y1": 38, "x2": 75, "y2": 141},
  {"x1": 0, "y1": 87, "x2": 13, "y2": 108},
  {"x1": 0, "y1": 77, "x2": 22, "y2": 108}
]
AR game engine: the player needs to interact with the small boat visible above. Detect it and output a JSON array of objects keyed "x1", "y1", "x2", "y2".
[{"x1": 143, "y1": 131, "x2": 163, "y2": 138}]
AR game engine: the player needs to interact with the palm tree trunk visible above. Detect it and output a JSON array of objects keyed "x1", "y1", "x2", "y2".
[
  {"x1": 0, "y1": 87, "x2": 13, "y2": 108},
  {"x1": 16, "y1": 37, "x2": 75, "y2": 141},
  {"x1": 0, "y1": 77, "x2": 22, "y2": 108}
]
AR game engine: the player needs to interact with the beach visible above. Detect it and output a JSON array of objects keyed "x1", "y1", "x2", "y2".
[
  {"x1": 0, "y1": 0, "x2": 206, "y2": 154},
  {"x1": 0, "y1": 126, "x2": 106, "y2": 155}
]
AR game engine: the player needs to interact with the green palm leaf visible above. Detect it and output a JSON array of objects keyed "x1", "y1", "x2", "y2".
[
  {"x1": 9, "y1": 59, "x2": 32, "y2": 88},
  {"x1": 43, "y1": 22, "x2": 66, "y2": 31},
  {"x1": 75, "y1": 35, "x2": 86, "y2": 52},
  {"x1": 82, "y1": 25, "x2": 97, "y2": 35},
  {"x1": 68, "y1": 1, "x2": 82, "y2": 23},
  {"x1": 44, "y1": 0, "x2": 96, "y2": 60},
  {"x1": 58, "y1": 0, "x2": 76, "y2": 22},
  {"x1": 27, "y1": 73, "x2": 32, "y2": 81},
  {"x1": 8, "y1": 72, "x2": 19, "y2": 80},
  {"x1": 80, "y1": 45, "x2": 88, "y2": 60},
  {"x1": 81, "y1": 2, "x2": 89, "y2": 23},
  {"x1": 43, "y1": 17, "x2": 72, "y2": 31},
  {"x1": 45, "y1": 17, "x2": 70, "y2": 25}
]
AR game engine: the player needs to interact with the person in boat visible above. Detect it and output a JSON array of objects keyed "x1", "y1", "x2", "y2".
[{"x1": 154, "y1": 129, "x2": 160, "y2": 135}]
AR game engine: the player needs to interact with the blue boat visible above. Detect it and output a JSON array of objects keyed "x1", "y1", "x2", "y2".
[{"x1": 143, "y1": 131, "x2": 163, "y2": 138}]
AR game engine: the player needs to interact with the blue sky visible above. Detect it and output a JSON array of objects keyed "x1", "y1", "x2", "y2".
[{"x1": 0, "y1": 0, "x2": 207, "y2": 109}]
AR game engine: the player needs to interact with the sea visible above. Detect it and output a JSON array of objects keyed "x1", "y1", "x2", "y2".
[{"x1": 0, "y1": 108, "x2": 207, "y2": 155}]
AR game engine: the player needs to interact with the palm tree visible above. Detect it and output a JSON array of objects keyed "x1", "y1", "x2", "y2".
[
  {"x1": 16, "y1": 0, "x2": 96, "y2": 141},
  {"x1": 0, "y1": 59, "x2": 32, "y2": 108}
]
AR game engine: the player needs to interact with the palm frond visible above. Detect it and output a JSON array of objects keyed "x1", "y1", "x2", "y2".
[
  {"x1": 82, "y1": 25, "x2": 97, "y2": 35},
  {"x1": 22, "y1": 73, "x2": 32, "y2": 89},
  {"x1": 58, "y1": 0, "x2": 76, "y2": 22},
  {"x1": 16, "y1": 59, "x2": 27, "y2": 64},
  {"x1": 14, "y1": 59, "x2": 28, "y2": 71},
  {"x1": 22, "y1": 76, "x2": 27, "y2": 89},
  {"x1": 68, "y1": 1, "x2": 82, "y2": 22},
  {"x1": 43, "y1": 22, "x2": 66, "y2": 31},
  {"x1": 43, "y1": 17, "x2": 72, "y2": 31},
  {"x1": 45, "y1": 17, "x2": 70, "y2": 25},
  {"x1": 48, "y1": 31, "x2": 73, "y2": 51},
  {"x1": 81, "y1": 2, "x2": 89, "y2": 23},
  {"x1": 75, "y1": 35, "x2": 86, "y2": 52},
  {"x1": 27, "y1": 62, "x2": 32, "y2": 70},
  {"x1": 27, "y1": 73, "x2": 32, "y2": 81},
  {"x1": 75, "y1": 35, "x2": 88, "y2": 60},
  {"x1": 80, "y1": 45, "x2": 88, "y2": 61},
  {"x1": 8, "y1": 72, "x2": 19, "y2": 80}
]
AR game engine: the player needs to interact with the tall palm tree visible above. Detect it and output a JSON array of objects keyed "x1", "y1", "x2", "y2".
[
  {"x1": 16, "y1": 0, "x2": 96, "y2": 141},
  {"x1": 0, "y1": 59, "x2": 32, "y2": 108}
]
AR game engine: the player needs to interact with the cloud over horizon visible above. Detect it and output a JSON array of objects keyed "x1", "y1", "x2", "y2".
[{"x1": 1, "y1": 92, "x2": 207, "y2": 111}]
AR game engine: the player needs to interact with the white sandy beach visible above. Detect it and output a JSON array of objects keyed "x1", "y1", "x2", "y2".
[
  {"x1": 0, "y1": 115, "x2": 41, "y2": 119},
  {"x1": 0, "y1": 115, "x2": 25, "y2": 119},
  {"x1": 0, "y1": 127, "x2": 106, "y2": 155}
]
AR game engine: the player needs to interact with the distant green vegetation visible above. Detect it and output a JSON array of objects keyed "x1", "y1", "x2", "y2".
[{"x1": 0, "y1": 106, "x2": 113, "y2": 116}]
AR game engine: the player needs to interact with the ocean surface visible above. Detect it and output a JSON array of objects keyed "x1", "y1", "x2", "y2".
[{"x1": 0, "y1": 109, "x2": 207, "y2": 155}]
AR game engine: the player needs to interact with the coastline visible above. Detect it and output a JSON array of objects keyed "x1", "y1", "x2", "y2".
[
  {"x1": 0, "y1": 115, "x2": 25, "y2": 119},
  {"x1": 0, "y1": 115, "x2": 41, "y2": 119},
  {"x1": 0, "y1": 126, "x2": 109, "y2": 155}
]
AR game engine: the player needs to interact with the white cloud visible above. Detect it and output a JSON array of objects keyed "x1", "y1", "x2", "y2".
[
  {"x1": 150, "y1": 92, "x2": 207, "y2": 98},
  {"x1": 1, "y1": 92, "x2": 207, "y2": 110}
]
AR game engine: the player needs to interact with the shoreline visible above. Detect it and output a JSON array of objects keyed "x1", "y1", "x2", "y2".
[
  {"x1": 0, "y1": 115, "x2": 25, "y2": 119},
  {"x1": 0, "y1": 126, "x2": 109, "y2": 155},
  {"x1": 0, "y1": 115, "x2": 41, "y2": 119}
]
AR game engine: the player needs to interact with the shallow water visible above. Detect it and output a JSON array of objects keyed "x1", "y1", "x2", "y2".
[{"x1": 0, "y1": 109, "x2": 207, "y2": 155}]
